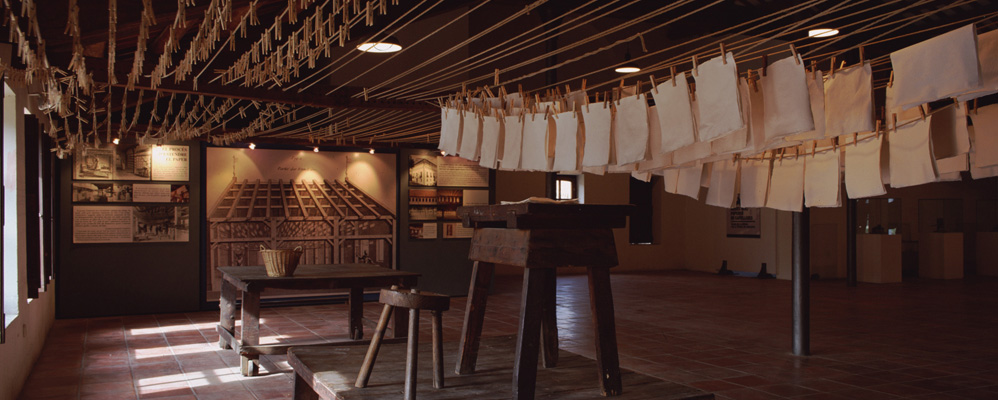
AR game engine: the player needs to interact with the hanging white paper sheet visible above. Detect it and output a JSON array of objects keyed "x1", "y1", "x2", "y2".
[
  {"x1": 565, "y1": 90, "x2": 588, "y2": 112},
  {"x1": 479, "y1": 114, "x2": 502, "y2": 169},
  {"x1": 804, "y1": 150, "x2": 841, "y2": 208},
  {"x1": 713, "y1": 79, "x2": 753, "y2": 155},
  {"x1": 957, "y1": 29, "x2": 998, "y2": 101},
  {"x1": 891, "y1": 24, "x2": 981, "y2": 109},
  {"x1": 631, "y1": 171, "x2": 652, "y2": 182},
  {"x1": 652, "y1": 73, "x2": 698, "y2": 153},
  {"x1": 439, "y1": 107, "x2": 462, "y2": 155},
  {"x1": 970, "y1": 104, "x2": 998, "y2": 168},
  {"x1": 696, "y1": 52, "x2": 744, "y2": 141},
  {"x1": 705, "y1": 159, "x2": 739, "y2": 208},
  {"x1": 889, "y1": 117, "x2": 938, "y2": 188},
  {"x1": 553, "y1": 111, "x2": 581, "y2": 171},
  {"x1": 745, "y1": 79, "x2": 768, "y2": 153},
  {"x1": 638, "y1": 106, "x2": 674, "y2": 171},
  {"x1": 886, "y1": 83, "x2": 923, "y2": 129},
  {"x1": 500, "y1": 114, "x2": 523, "y2": 170},
  {"x1": 824, "y1": 62, "x2": 874, "y2": 137},
  {"x1": 929, "y1": 104, "x2": 971, "y2": 159},
  {"x1": 970, "y1": 125, "x2": 998, "y2": 179},
  {"x1": 662, "y1": 168, "x2": 680, "y2": 194},
  {"x1": 845, "y1": 135, "x2": 887, "y2": 198},
  {"x1": 762, "y1": 54, "x2": 814, "y2": 142},
  {"x1": 614, "y1": 94, "x2": 650, "y2": 165},
  {"x1": 739, "y1": 159, "x2": 771, "y2": 208},
  {"x1": 520, "y1": 114, "x2": 552, "y2": 171},
  {"x1": 936, "y1": 154, "x2": 968, "y2": 182},
  {"x1": 785, "y1": 70, "x2": 826, "y2": 142},
  {"x1": 459, "y1": 110, "x2": 482, "y2": 160},
  {"x1": 581, "y1": 104, "x2": 613, "y2": 167},
  {"x1": 766, "y1": 157, "x2": 805, "y2": 212},
  {"x1": 676, "y1": 164, "x2": 704, "y2": 200}
]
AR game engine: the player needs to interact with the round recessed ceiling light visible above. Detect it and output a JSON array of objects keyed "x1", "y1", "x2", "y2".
[
  {"x1": 808, "y1": 28, "x2": 839, "y2": 38},
  {"x1": 356, "y1": 36, "x2": 402, "y2": 53},
  {"x1": 614, "y1": 65, "x2": 641, "y2": 73}
]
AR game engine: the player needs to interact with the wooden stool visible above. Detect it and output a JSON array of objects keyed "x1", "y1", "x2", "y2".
[{"x1": 355, "y1": 286, "x2": 450, "y2": 400}]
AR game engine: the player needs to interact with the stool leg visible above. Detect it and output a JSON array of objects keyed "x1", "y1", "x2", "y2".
[
  {"x1": 588, "y1": 266, "x2": 622, "y2": 396},
  {"x1": 355, "y1": 303, "x2": 395, "y2": 388},
  {"x1": 457, "y1": 261, "x2": 494, "y2": 375},
  {"x1": 404, "y1": 308, "x2": 420, "y2": 400},
  {"x1": 539, "y1": 268, "x2": 559, "y2": 368},
  {"x1": 513, "y1": 268, "x2": 545, "y2": 400},
  {"x1": 431, "y1": 310, "x2": 444, "y2": 389},
  {"x1": 349, "y1": 286, "x2": 364, "y2": 340}
]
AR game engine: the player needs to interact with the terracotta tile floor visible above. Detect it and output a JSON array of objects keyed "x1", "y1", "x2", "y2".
[{"x1": 19, "y1": 270, "x2": 998, "y2": 399}]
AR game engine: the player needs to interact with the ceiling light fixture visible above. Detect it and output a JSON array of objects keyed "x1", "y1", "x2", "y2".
[
  {"x1": 249, "y1": 143, "x2": 256, "y2": 150},
  {"x1": 112, "y1": 138, "x2": 120, "y2": 145},
  {"x1": 440, "y1": 150, "x2": 446, "y2": 156},
  {"x1": 808, "y1": 28, "x2": 839, "y2": 38},
  {"x1": 369, "y1": 148, "x2": 376, "y2": 154},
  {"x1": 356, "y1": 36, "x2": 402, "y2": 53},
  {"x1": 313, "y1": 147, "x2": 320, "y2": 153},
  {"x1": 614, "y1": 50, "x2": 640, "y2": 74}
]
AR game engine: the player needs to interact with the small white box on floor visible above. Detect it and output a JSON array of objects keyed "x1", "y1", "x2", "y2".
[{"x1": 857, "y1": 234, "x2": 902, "y2": 283}]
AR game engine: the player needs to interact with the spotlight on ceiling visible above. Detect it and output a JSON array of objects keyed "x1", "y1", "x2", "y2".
[
  {"x1": 614, "y1": 51, "x2": 640, "y2": 74},
  {"x1": 808, "y1": 28, "x2": 839, "y2": 38},
  {"x1": 356, "y1": 36, "x2": 402, "y2": 53},
  {"x1": 249, "y1": 143, "x2": 256, "y2": 150}
]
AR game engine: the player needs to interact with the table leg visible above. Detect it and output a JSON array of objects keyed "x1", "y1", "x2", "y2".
[
  {"x1": 293, "y1": 372, "x2": 320, "y2": 400},
  {"x1": 539, "y1": 267, "x2": 559, "y2": 368},
  {"x1": 513, "y1": 268, "x2": 545, "y2": 400},
  {"x1": 349, "y1": 286, "x2": 364, "y2": 340},
  {"x1": 240, "y1": 289, "x2": 261, "y2": 377},
  {"x1": 587, "y1": 266, "x2": 622, "y2": 396},
  {"x1": 456, "y1": 261, "x2": 495, "y2": 375},
  {"x1": 218, "y1": 280, "x2": 236, "y2": 350}
]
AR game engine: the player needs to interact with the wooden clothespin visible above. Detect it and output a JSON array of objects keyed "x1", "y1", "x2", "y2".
[
  {"x1": 853, "y1": 132, "x2": 858, "y2": 147},
  {"x1": 892, "y1": 113, "x2": 898, "y2": 133},
  {"x1": 719, "y1": 42, "x2": 727, "y2": 64},
  {"x1": 582, "y1": 79, "x2": 587, "y2": 91},
  {"x1": 918, "y1": 105, "x2": 926, "y2": 121},
  {"x1": 810, "y1": 60, "x2": 816, "y2": 74},
  {"x1": 692, "y1": 55, "x2": 698, "y2": 76},
  {"x1": 650, "y1": 75, "x2": 658, "y2": 94},
  {"x1": 761, "y1": 54, "x2": 768, "y2": 77},
  {"x1": 811, "y1": 141, "x2": 817, "y2": 157},
  {"x1": 830, "y1": 56, "x2": 836, "y2": 76},
  {"x1": 973, "y1": 98, "x2": 979, "y2": 114},
  {"x1": 494, "y1": 68, "x2": 499, "y2": 86},
  {"x1": 858, "y1": 45, "x2": 865, "y2": 63},
  {"x1": 635, "y1": 80, "x2": 643, "y2": 97},
  {"x1": 748, "y1": 69, "x2": 759, "y2": 92},
  {"x1": 363, "y1": 87, "x2": 369, "y2": 101},
  {"x1": 888, "y1": 70, "x2": 894, "y2": 88},
  {"x1": 790, "y1": 44, "x2": 800, "y2": 64},
  {"x1": 833, "y1": 137, "x2": 839, "y2": 152},
  {"x1": 670, "y1": 66, "x2": 677, "y2": 87}
]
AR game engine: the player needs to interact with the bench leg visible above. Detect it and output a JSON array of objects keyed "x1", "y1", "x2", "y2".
[
  {"x1": 539, "y1": 268, "x2": 559, "y2": 368},
  {"x1": 456, "y1": 261, "x2": 494, "y2": 375},
  {"x1": 404, "y1": 308, "x2": 420, "y2": 400},
  {"x1": 218, "y1": 280, "x2": 236, "y2": 350},
  {"x1": 240, "y1": 289, "x2": 261, "y2": 377},
  {"x1": 349, "y1": 286, "x2": 364, "y2": 340},
  {"x1": 293, "y1": 372, "x2": 320, "y2": 400},
  {"x1": 513, "y1": 268, "x2": 545, "y2": 400},
  {"x1": 588, "y1": 266, "x2": 622, "y2": 396},
  {"x1": 355, "y1": 303, "x2": 395, "y2": 388},
  {"x1": 431, "y1": 310, "x2": 444, "y2": 389}
]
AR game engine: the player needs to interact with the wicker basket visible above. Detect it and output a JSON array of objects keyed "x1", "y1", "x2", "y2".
[{"x1": 259, "y1": 245, "x2": 303, "y2": 277}]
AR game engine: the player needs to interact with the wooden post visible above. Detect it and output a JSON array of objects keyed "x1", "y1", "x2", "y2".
[
  {"x1": 456, "y1": 261, "x2": 494, "y2": 374},
  {"x1": 539, "y1": 267, "x2": 559, "y2": 368},
  {"x1": 240, "y1": 289, "x2": 261, "y2": 376},
  {"x1": 349, "y1": 286, "x2": 364, "y2": 340},
  {"x1": 792, "y1": 209, "x2": 811, "y2": 356},
  {"x1": 513, "y1": 268, "x2": 545, "y2": 400},
  {"x1": 587, "y1": 267, "x2": 622, "y2": 396}
]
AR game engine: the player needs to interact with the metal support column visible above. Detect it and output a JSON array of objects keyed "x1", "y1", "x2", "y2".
[
  {"x1": 792, "y1": 209, "x2": 811, "y2": 356},
  {"x1": 846, "y1": 199, "x2": 858, "y2": 287}
]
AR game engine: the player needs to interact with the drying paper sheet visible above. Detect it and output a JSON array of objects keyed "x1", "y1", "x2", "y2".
[
  {"x1": 638, "y1": 106, "x2": 673, "y2": 171},
  {"x1": 696, "y1": 52, "x2": 744, "y2": 141},
  {"x1": 766, "y1": 157, "x2": 805, "y2": 212},
  {"x1": 459, "y1": 110, "x2": 482, "y2": 160},
  {"x1": 746, "y1": 78, "x2": 768, "y2": 153},
  {"x1": 890, "y1": 24, "x2": 981, "y2": 109},
  {"x1": 970, "y1": 104, "x2": 998, "y2": 168},
  {"x1": 958, "y1": 29, "x2": 998, "y2": 101},
  {"x1": 845, "y1": 135, "x2": 887, "y2": 199},
  {"x1": 479, "y1": 115, "x2": 502, "y2": 169},
  {"x1": 824, "y1": 62, "x2": 875, "y2": 137},
  {"x1": 652, "y1": 73, "x2": 698, "y2": 153},
  {"x1": 889, "y1": 117, "x2": 938, "y2": 188},
  {"x1": 614, "y1": 94, "x2": 650, "y2": 165},
  {"x1": 929, "y1": 104, "x2": 971, "y2": 159},
  {"x1": 970, "y1": 125, "x2": 998, "y2": 179},
  {"x1": 804, "y1": 150, "x2": 841, "y2": 208},
  {"x1": 676, "y1": 164, "x2": 704, "y2": 200},
  {"x1": 936, "y1": 154, "x2": 968, "y2": 182},
  {"x1": 762, "y1": 54, "x2": 814, "y2": 141},
  {"x1": 662, "y1": 168, "x2": 680, "y2": 194},
  {"x1": 705, "y1": 159, "x2": 739, "y2": 208},
  {"x1": 520, "y1": 114, "x2": 552, "y2": 171},
  {"x1": 712, "y1": 79, "x2": 752, "y2": 155},
  {"x1": 581, "y1": 104, "x2": 613, "y2": 167},
  {"x1": 739, "y1": 159, "x2": 771, "y2": 208},
  {"x1": 552, "y1": 111, "x2": 581, "y2": 171},
  {"x1": 785, "y1": 70, "x2": 826, "y2": 142},
  {"x1": 439, "y1": 107, "x2": 462, "y2": 155},
  {"x1": 500, "y1": 115, "x2": 523, "y2": 170}
]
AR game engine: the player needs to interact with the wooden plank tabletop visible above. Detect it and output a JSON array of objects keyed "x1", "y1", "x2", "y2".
[
  {"x1": 289, "y1": 335, "x2": 713, "y2": 400},
  {"x1": 458, "y1": 204, "x2": 634, "y2": 229},
  {"x1": 218, "y1": 264, "x2": 420, "y2": 282}
]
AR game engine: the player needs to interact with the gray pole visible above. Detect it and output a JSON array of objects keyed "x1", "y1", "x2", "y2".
[{"x1": 792, "y1": 208, "x2": 810, "y2": 356}]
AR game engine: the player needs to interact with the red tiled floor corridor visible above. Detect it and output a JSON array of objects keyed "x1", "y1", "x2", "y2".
[{"x1": 18, "y1": 271, "x2": 998, "y2": 399}]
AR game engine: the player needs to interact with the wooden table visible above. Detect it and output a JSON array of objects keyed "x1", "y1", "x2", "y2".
[
  {"x1": 454, "y1": 203, "x2": 633, "y2": 399},
  {"x1": 288, "y1": 335, "x2": 713, "y2": 400},
  {"x1": 217, "y1": 264, "x2": 420, "y2": 376}
]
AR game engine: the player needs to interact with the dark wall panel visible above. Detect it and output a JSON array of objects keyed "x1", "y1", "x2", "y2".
[{"x1": 56, "y1": 143, "x2": 201, "y2": 318}]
